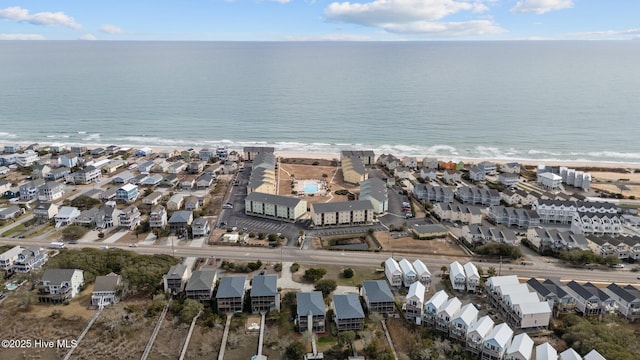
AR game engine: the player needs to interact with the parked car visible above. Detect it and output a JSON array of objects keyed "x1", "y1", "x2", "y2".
[{"x1": 223, "y1": 203, "x2": 233, "y2": 209}]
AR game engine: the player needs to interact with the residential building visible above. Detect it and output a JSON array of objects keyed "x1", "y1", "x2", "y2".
[
  {"x1": 450, "y1": 261, "x2": 466, "y2": 291},
  {"x1": 527, "y1": 228, "x2": 589, "y2": 253},
  {"x1": 533, "y1": 199, "x2": 619, "y2": 224},
  {"x1": 0, "y1": 246, "x2": 24, "y2": 271},
  {"x1": 34, "y1": 202, "x2": 58, "y2": 223},
  {"x1": 99, "y1": 187, "x2": 118, "y2": 202},
  {"x1": 113, "y1": 171, "x2": 135, "y2": 184},
  {"x1": 134, "y1": 147, "x2": 152, "y2": 157},
  {"x1": 462, "y1": 224, "x2": 517, "y2": 246},
  {"x1": 115, "y1": 183, "x2": 139, "y2": 202},
  {"x1": 216, "y1": 275, "x2": 246, "y2": 313},
  {"x1": 534, "y1": 343, "x2": 557, "y2": 360},
  {"x1": 32, "y1": 164, "x2": 51, "y2": 179},
  {"x1": 186, "y1": 269, "x2": 217, "y2": 304},
  {"x1": 361, "y1": 280, "x2": 395, "y2": 316},
  {"x1": 559, "y1": 348, "x2": 582, "y2": 360},
  {"x1": 247, "y1": 167, "x2": 276, "y2": 195},
  {"x1": 394, "y1": 167, "x2": 414, "y2": 180},
  {"x1": 411, "y1": 224, "x2": 448, "y2": 240},
  {"x1": 92, "y1": 273, "x2": 122, "y2": 309},
  {"x1": 565, "y1": 281, "x2": 607, "y2": 316},
  {"x1": 332, "y1": 294, "x2": 365, "y2": 331},
  {"x1": 419, "y1": 167, "x2": 437, "y2": 181},
  {"x1": 500, "y1": 162, "x2": 521, "y2": 174},
  {"x1": 184, "y1": 196, "x2": 200, "y2": 211},
  {"x1": 537, "y1": 172, "x2": 562, "y2": 189},
  {"x1": 377, "y1": 154, "x2": 400, "y2": 171},
  {"x1": 425, "y1": 290, "x2": 449, "y2": 326},
  {"x1": 168, "y1": 210, "x2": 193, "y2": 233},
  {"x1": 46, "y1": 167, "x2": 70, "y2": 181},
  {"x1": 398, "y1": 259, "x2": 417, "y2": 287},
  {"x1": 342, "y1": 156, "x2": 368, "y2": 184},
  {"x1": 513, "y1": 301, "x2": 551, "y2": 330},
  {"x1": 486, "y1": 275, "x2": 520, "y2": 304},
  {"x1": 38, "y1": 269, "x2": 84, "y2": 303},
  {"x1": 604, "y1": 283, "x2": 640, "y2": 321},
  {"x1": 455, "y1": 187, "x2": 500, "y2": 206},
  {"x1": 119, "y1": 205, "x2": 141, "y2": 231},
  {"x1": 192, "y1": 217, "x2": 210, "y2": 237},
  {"x1": 0, "y1": 179, "x2": 11, "y2": 194},
  {"x1": 583, "y1": 350, "x2": 607, "y2": 360},
  {"x1": 498, "y1": 173, "x2": 519, "y2": 187},
  {"x1": 310, "y1": 200, "x2": 374, "y2": 227},
  {"x1": 340, "y1": 150, "x2": 375, "y2": 166},
  {"x1": 196, "y1": 174, "x2": 214, "y2": 189},
  {"x1": 142, "y1": 191, "x2": 163, "y2": 206},
  {"x1": 481, "y1": 322, "x2": 513, "y2": 360},
  {"x1": 54, "y1": 206, "x2": 81, "y2": 227},
  {"x1": 470, "y1": 166, "x2": 485, "y2": 182},
  {"x1": 526, "y1": 278, "x2": 576, "y2": 314},
  {"x1": 571, "y1": 212, "x2": 622, "y2": 235},
  {"x1": 450, "y1": 303, "x2": 479, "y2": 341},
  {"x1": 463, "y1": 262, "x2": 480, "y2": 293},
  {"x1": 412, "y1": 259, "x2": 431, "y2": 290},
  {"x1": 180, "y1": 176, "x2": 196, "y2": 190},
  {"x1": 466, "y1": 315, "x2": 494, "y2": 354},
  {"x1": 436, "y1": 297, "x2": 462, "y2": 333},
  {"x1": 297, "y1": 291, "x2": 326, "y2": 333},
  {"x1": 199, "y1": 148, "x2": 214, "y2": 161},
  {"x1": 359, "y1": 178, "x2": 388, "y2": 213},
  {"x1": 384, "y1": 258, "x2": 402, "y2": 288},
  {"x1": 73, "y1": 166, "x2": 101, "y2": 184},
  {"x1": 504, "y1": 333, "x2": 533, "y2": 360},
  {"x1": 478, "y1": 161, "x2": 497, "y2": 175},
  {"x1": 443, "y1": 170, "x2": 462, "y2": 184},
  {"x1": 488, "y1": 206, "x2": 540, "y2": 228},
  {"x1": 434, "y1": 202, "x2": 483, "y2": 224},
  {"x1": 167, "y1": 193, "x2": 184, "y2": 210},
  {"x1": 0, "y1": 206, "x2": 25, "y2": 222},
  {"x1": 3, "y1": 144, "x2": 21, "y2": 153},
  {"x1": 244, "y1": 146, "x2": 275, "y2": 161},
  {"x1": 163, "y1": 264, "x2": 191, "y2": 294},
  {"x1": 188, "y1": 161, "x2": 205, "y2": 174},
  {"x1": 245, "y1": 192, "x2": 307, "y2": 222},
  {"x1": 422, "y1": 157, "x2": 439, "y2": 169},
  {"x1": 19, "y1": 179, "x2": 45, "y2": 201},
  {"x1": 149, "y1": 205, "x2": 168, "y2": 228},
  {"x1": 250, "y1": 274, "x2": 280, "y2": 313},
  {"x1": 405, "y1": 281, "x2": 425, "y2": 323},
  {"x1": 559, "y1": 167, "x2": 592, "y2": 191},
  {"x1": 413, "y1": 184, "x2": 454, "y2": 203}
]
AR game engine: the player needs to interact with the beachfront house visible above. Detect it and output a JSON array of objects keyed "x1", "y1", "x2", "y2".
[
  {"x1": 405, "y1": 281, "x2": 425, "y2": 323},
  {"x1": 72, "y1": 165, "x2": 101, "y2": 184},
  {"x1": 537, "y1": 172, "x2": 562, "y2": 190},
  {"x1": 12, "y1": 247, "x2": 48, "y2": 273},
  {"x1": 163, "y1": 264, "x2": 191, "y2": 294},
  {"x1": 384, "y1": 258, "x2": 402, "y2": 288},
  {"x1": 186, "y1": 269, "x2": 217, "y2": 304},
  {"x1": 499, "y1": 173, "x2": 520, "y2": 187},
  {"x1": 216, "y1": 276, "x2": 246, "y2": 313},
  {"x1": 443, "y1": 170, "x2": 462, "y2": 184},
  {"x1": 92, "y1": 273, "x2": 122, "y2": 309},
  {"x1": 250, "y1": 274, "x2": 280, "y2": 314},
  {"x1": 332, "y1": 294, "x2": 365, "y2": 331},
  {"x1": 450, "y1": 303, "x2": 479, "y2": 341},
  {"x1": 425, "y1": 290, "x2": 449, "y2": 326},
  {"x1": 38, "y1": 269, "x2": 84, "y2": 303},
  {"x1": 297, "y1": 291, "x2": 326, "y2": 333},
  {"x1": 470, "y1": 166, "x2": 486, "y2": 182},
  {"x1": 342, "y1": 156, "x2": 368, "y2": 184},
  {"x1": 481, "y1": 322, "x2": 513, "y2": 360},
  {"x1": 534, "y1": 343, "x2": 557, "y2": 360},
  {"x1": 361, "y1": 280, "x2": 395, "y2": 316},
  {"x1": 359, "y1": 177, "x2": 388, "y2": 213}
]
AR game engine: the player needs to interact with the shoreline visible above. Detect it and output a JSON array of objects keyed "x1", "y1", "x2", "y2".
[{"x1": 2, "y1": 140, "x2": 640, "y2": 170}]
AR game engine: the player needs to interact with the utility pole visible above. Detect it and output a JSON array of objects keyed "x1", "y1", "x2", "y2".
[{"x1": 499, "y1": 256, "x2": 502, "y2": 276}]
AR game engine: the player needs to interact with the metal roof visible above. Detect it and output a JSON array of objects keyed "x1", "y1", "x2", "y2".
[
  {"x1": 333, "y1": 294, "x2": 364, "y2": 320},
  {"x1": 362, "y1": 280, "x2": 394, "y2": 303},
  {"x1": 297, "y1": 291, "x2": 325, "y2": 317},
  {"x1": 216, "y1": 276, "x2": 246, "y2": 299}
]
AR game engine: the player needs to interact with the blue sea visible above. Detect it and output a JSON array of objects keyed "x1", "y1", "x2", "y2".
[{"x1": 1, "y1": 41, "x2": 639, "y2": 163}]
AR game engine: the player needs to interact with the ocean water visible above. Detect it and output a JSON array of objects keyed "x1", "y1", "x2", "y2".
[{"x1": 1, "y1": 41, "x2": 639, "y2": 163}]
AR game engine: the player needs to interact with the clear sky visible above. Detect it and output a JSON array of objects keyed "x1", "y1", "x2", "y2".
[{"x1": 1, "y1": 0, "x2": 639, "y2": 41}]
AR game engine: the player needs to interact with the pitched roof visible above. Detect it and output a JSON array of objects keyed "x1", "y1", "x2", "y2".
[
  {"x1": 535, "y1": 343, "x2": 558, "y2": 360},
  {"x1": 42, "y1": 268, "x2": 82, "y2": 285},
  {"x1": 333, "y1": 294, "x2": 365, "y2": 320},
  {"x1": 406, "y1": 281, "x2": 425, "y2": 303},
  {"x1": 506, "y1": 333, "x2": 533, "y2": 359},
  {"x1": 93, "y1": 273, "x2": 121, "y2": 292},
  {"x1": 583, "y1": 349, "x2": 607, "y2": 360},
  {"x1": 362, "y1": 280, "x2": 394, "y2": 303},
  {"x1": 468, "y1": 315, "x2": 494, "y2": 338},
  {"x1": 165, "y1": 264, "x2": 188, "y2": 279},
  {"x1": 216, "y1": 276, "x2": 246, "y2": 298},
  {"x1": 297, "y1": 291, "x2": 325, "y2": 317},
  {"x1": 185, "y1": 269, "x2": 217, "y2": 292},
  {"x1": 559, "y1": 348, "x2": 582, "y2": 360},
  {"x1": 412, "y1": 259, "x2": 430, "y2": 276},
  {"x1": 250, "y1": 275, "x2": 278, "y2": 297},
  {"x1": 452, "y1": 303, "x2": 478, "y2": 326},
  {"x1": 168, "y1": 210, "x2": 192, "y2": 223},
  {"x1": 426, "y1": 290, "x2": 449, "y2": 310},
  {"x1": 485, "y1": 322, "x2": 513, "y2": 348}
]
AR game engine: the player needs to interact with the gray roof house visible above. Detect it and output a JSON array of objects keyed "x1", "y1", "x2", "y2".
[
  {"x1": 38, "y1": 268, "x2": 84, "y2": 303},
  {"x1": 250, "y1": 274, "x2": 280, "y2": 314},
  {"x1": 362, "y1": 280, "x2": 395, "y2": 315},
  {"x1": 92, "y1": 273, "x2": 122, "y2": 309},
  {"x1": 333, "y1": 294, "x2": 365, "y2": 331},
  {"x1": 163, "y1": 264, "x2": 192, "y2": 294},
  {"x1": 216, "y1": 275, "x2": 247, "y2": 313},
  {"x1": 297, "y1": 291, "x2": 326, "y2": 333},
  {"x1": 168, "y1": 210, "x2": 193, "y2": 233},
  {"x1": 185, "y1": 269, "x2": 217, "y2": 304}
]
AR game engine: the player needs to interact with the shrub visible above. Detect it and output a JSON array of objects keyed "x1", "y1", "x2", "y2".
[
  {"x1": 315, "y1": 279, "x2": 337, "y2": 297},
  {"x1": 274, "y1": 263, "x2": 282, "y2": 272},
  {"x1": 290, "y1": 263, "x2": 300, "y2": 273},
  {"x1": 342, "y1": 268, "x2": 354, "y2": 279},
  {"x1": 303, "y1": 268, "x2": 327, "y2": 282}
]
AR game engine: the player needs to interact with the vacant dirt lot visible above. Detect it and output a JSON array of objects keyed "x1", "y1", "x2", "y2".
[{"x1": 375, "y1": 231, "x2": 468, "y2": 257}]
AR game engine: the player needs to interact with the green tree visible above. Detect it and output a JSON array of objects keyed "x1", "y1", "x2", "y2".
[
  {"x1": 284, "y1": 341, "x2": 305, "y2": 360},
  {"x1": 342, "y1": 268, "x2": 354, "y2": 278},
  {"x1": 290, "y1": 263, "x2": 300, "y2": 273},
  {"x1": 487, "y1": 266, "x2": 497, "y2": 277},
  {"x1": 338, "y1": 330, "x2": 356, "y2": 348},
  {"x1": 314, "y1": 279, "x2": 337, "y2": 297},
  {"x1": 179, "y1": 299, "x2": 204, "y2": 323},
  {"x1": 303, "y1": 268, "x2": 327, "y2": 282}
]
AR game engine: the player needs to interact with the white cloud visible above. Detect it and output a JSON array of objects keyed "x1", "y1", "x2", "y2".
[
  {"x1": 325, "y1": 0, "x2": 489, "y2": 25},
  {"x1": 568, "y1": 28, "x2": 640, "y2": 39},
  {"x1": 79, "y1": 33, "x2": 97, "y2": 41},
  {"x1": 0, "y1": 6, "x2": 82, "y2": 29},
  {"x1": 0, "y1": 33, "x2": 45, "y2": 40},
  {"x1": 510, "y1": 0, "x2": 573, "y2": 15},
  {"x1": 383, "y1": 19, "x2": 505, "y2": 36},
  {"x1": 100, "y1": 24, "x2": 124, "y2": 35}
]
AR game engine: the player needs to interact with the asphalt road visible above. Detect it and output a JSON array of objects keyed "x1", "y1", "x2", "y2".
[{"x1": 2, "y1": 236, "x2": 639, "y2": 286}]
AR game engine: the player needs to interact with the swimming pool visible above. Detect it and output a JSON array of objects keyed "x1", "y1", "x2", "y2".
[{"x1": 302, "y1": 181, "x2": 319, "y2": 194}]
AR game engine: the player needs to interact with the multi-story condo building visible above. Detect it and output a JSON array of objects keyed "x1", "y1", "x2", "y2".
[
  {"x1": 570, "y1": 212, "x2": 622, "y2": 235},
  {"x1": 488, "y1": 206, "x2": 540, "y2": 228},
  {"x1": 532, "y1": 199, "x2": 619, "y2": 224},
  {"x1": 310, "y1": 200, "x2": 374, "y2": 227},
  {"x1": 455, "y1": 187, "x2": 500, "y2": 206},
  {"x1": 413, "y1": 184, "x2": 454, "y2": 203}
]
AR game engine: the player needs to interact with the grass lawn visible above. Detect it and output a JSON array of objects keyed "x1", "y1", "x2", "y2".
[
  {"x1": 322, "y1": 265, "x2": 385, "y2": 287},
  {"x1": 1, "y1": 223, "x2": 25, "y2": 237}
]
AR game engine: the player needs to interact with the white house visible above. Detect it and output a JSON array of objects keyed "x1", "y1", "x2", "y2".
[
  {"x1": 534, "y1": 343, "x2": 557, "y2": 360},
  {"x1": 384, "y1": 258, "x2": 402, "y2": 288},
  {"x1": 38, "y1": 269, "x2": 84, "y2": 303},
  {"x1": 450, "y1": 261, "x2": 466, "y2": 291},
  {"x1": 466, "y1": 315, "x2": 494, "y2": 354},
  {"x1": 504, "y1": 332, "x2": 533, "y2": 360},
  {"x1": 583, "y1": 350, "x2": 607, "y2": 360},
  {"x1": 54, "y1": 206, "x2": 81, "y2": 227},
  {"x1": 412, "y1": 259, "x2": 431, "y2": 291},
  {"x1": 450, "y1": 303, "x2": 479, "y2": 341},
  {"x1": 405, "y1": 281, "x2": 425, "y2": 323},
  {"x1": 481, "y1": 322, "x2": 513, "y2": 360},
  {"x1": 559, "y1": 348, "x2": 582, "y2": 360},
  {"x1": 513, "y1": 301, "x2": 551, "y2": 330},
  {"x1": 537, "y1": 172, "x2": 562, "y2": 189},
  {"x1": 0, "y1": 246, "x2": 23, "y2": 271},
  {"x1": 398, "y1": 258, "x2": 417, "y2": 287},
  {"x1": 436, "y1": 297, "x2": 461, "y2": 333},
  {"x1": 463, "y1": 261, "x2": 480, "y2": 293},
  {"x1": 167, "y1": 193, "x2": 184, "y2": 210},
  {"x1": 91, "y1": 273, "x2": 122, "y2": 309},
  {"x1": 425, "y1": 290, "x2": 449, "y2": 326}
]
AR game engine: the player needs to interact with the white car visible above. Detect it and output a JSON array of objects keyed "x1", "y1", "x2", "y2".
[
  {"x1": 223, "y1": 203, "x2": 233, "y2": 209},
  {"x1": 128, "y1": 243, "x2": 138, "y2": 248}
]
